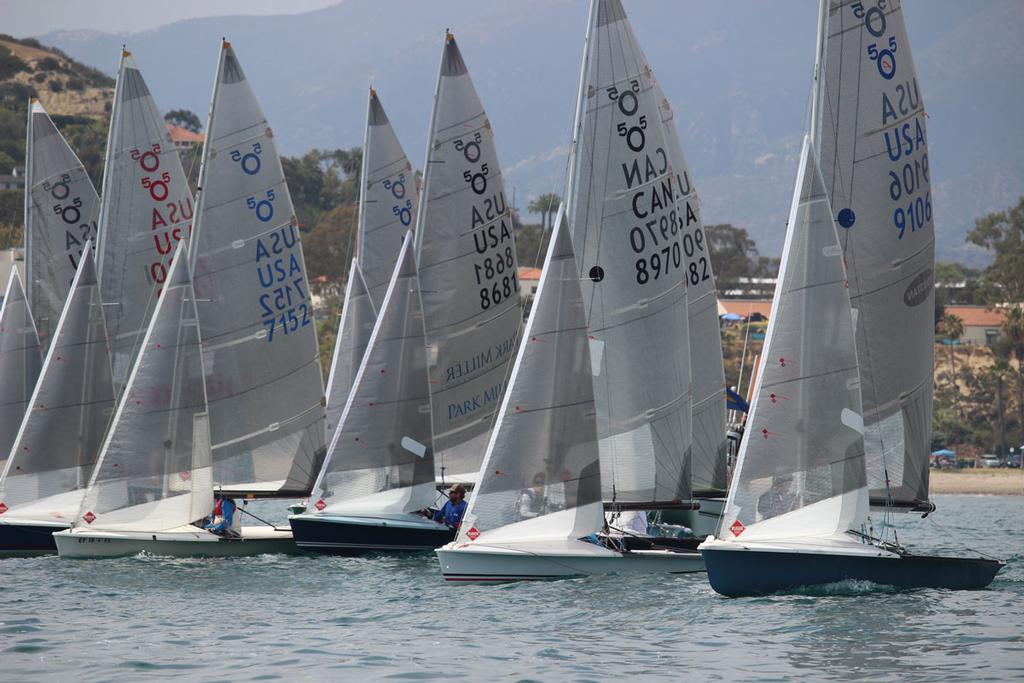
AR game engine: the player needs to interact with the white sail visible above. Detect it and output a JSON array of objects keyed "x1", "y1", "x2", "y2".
[
  {"x1": 653, "y1": 80, "x2": 728, "y2": 495},
  {"x1": 566, "y1": 0, "x2": 693, "y2": 505},
  {"x1": 0, "y1": 247, "x2": 114, "y2": 520},
  {"x1": 720, "y1": 137, "x2": 868, "y2": 542},
  {"x1": 190, "y1": 41, "x2": 325, "y2": 496},
  {"x1": 325, "y1": 259, "x2": 376, "y2": 443},
  {"x1": 415, "y1": 33, "x2": 521, "y2": 481},
  {"x1": 0, "y1": 271, "x2": 43, "y2": 469},
  {"x1": 76, "y1": 241, "x2": 212, "y2": 531},
  {"x1": 96, "y1": 50, "x2": 193, "y2": 387},
  {"x1": 24, "y1": 100, "x2": 100, "y2": 350},
  {"x1": 458, "y1": 215, "x2": 603, "y2": 545},
  {"x1": 818, "y1": 0, "x2": 933, "y2": 508},
  {"x1": 359, "y1": 88, "x2": 418, "y2": 308},
  {"x1": 310, "y1": 232, "x2": 435, "y2": 515}
]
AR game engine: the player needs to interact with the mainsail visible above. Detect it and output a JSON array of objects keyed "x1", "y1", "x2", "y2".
[
  {"x1": 325, "y1": 260, "x2": 376, "y2": 442},
  {"x1": 566, "y1": 0, "x2": 693, "y2": 506},
  {"x1": 818, "y1": 0, "x2": 934, "y2": 510},
  {"x1": 458, "y1": 216, "x2": 603, "y2": 544},
  {"x1": 24, "y1": 100, "x2": 100, "y2": 350},
  {"x1": 359, "y1": 88, "x2": 418, "y2": 308},
  {"x1": 653, "y1": 81, "x2": 728, "y2": 496},
  {"x1": 720, "y1": 137, "x2": 868, "y2": 540},
  {"x1": 76, "y1": 242, "x2": 212, "y2": 531},
  {"x1": 415, "y1": 33, "x2": 521, "y2": 481},
  {"x1": 311, "y1": 232, "x2": 435, "y2": 515},
  {"x1": 96, "y1": 50, "x2": 193, "y2": 387},
  {"x1": 0, "y1": 247, "x2": 114, "y2": 519},
  {"x1": 190, "y1": 41, "x2": 325, "y2": 496},
  {"x1": 0, "y1": 271, "x2": 42, "y2": 467}
]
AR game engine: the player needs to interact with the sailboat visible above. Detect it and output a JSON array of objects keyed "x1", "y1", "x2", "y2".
[
  {"x1": 53, "y1": 242, "x2": 293, "y2": 558},
  {"x1": 436, "y1": 214, "x2": 703, "y2": 582},
  {"x1": 414, "y1": 32, "x2": 522, "y2": 485},
  {"x1": 290, "y1": 232, "x2": 454, "y2": 553},
  {"x1": 96, "y1": 50, "x2": 193, "y2": 388},
  {"x1": 189, "y1": 41, "x2": 325, "y2": 499},
  {"x1": 0, "y1": 272, "x2": 43, "y2": 483},
  {"x1": 0, "y1": 247, "x2": 114, "y2": 555},
  {"x1": 564, "y1": 0, "x2": 705, "y2": 539},
  {"x1": 324, "y1": 87, "x2": 415, "y2": 442},
  {"x1": 698, "y1": 1, "x2": 1004, "y2": 596},
  {"x1": 24, "y1": 99, "x2": 101, "y2": 351}
]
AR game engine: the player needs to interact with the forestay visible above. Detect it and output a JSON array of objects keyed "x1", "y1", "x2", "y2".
[
  {"x1": 818, "y1": 0, "x2": 933, "y2": 509},
  {"x1": 325, "y1": 260, "x2": 376, "y2": 443},
  {"x1": 459, "y1": 217, "x2": 603, "y2": 544},
  {"x1": 311, "y1": 232, "x2": 435, "y2": 515},
  {"x1": 359, "y1": 89, "x2": 417, "y2": 308},
  {"x1": 77, "y1": 242, "x2": 212, "y2": 531},
  {"x1": 97, "y1": 51, "x2": 193, "y2": 387},
  {"x1": 652, "y1": 77, "x2": 727, "y2": 496},
  {"x1": 0, "y1": 247, "x2": 114, "y2": 519},
  {"x1": 720, "y1": 138, "x2": 868, "y2": 541},
  {"x1": 415, "y1": 34, "x2": 521, "y2": 481},
  {"x1": 25, "y1": 100, "x2": 100, "y2": 350},
  {"x1": 0, "y1": 272, "x2": 42, "y2": 468},
  {"x1": 566, "y1": 0, "x2": 693, "y2": 505},
  {"x1": 190, "y1": 42, "x2": 325, "y2": 496}
]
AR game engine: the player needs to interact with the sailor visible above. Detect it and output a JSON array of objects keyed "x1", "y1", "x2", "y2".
[
  {"x1": 515, "y1": 472, "x2": 548, "y2": 519},
  {"x1": 757, "y1": 472, "x2": 795, "y2": 520},
  {"x1": 205, "y1": 494, "x2": 238, "y2": 536},
  {"x1": 433, "y1": 484, "x2": 468, "y2": 529}
]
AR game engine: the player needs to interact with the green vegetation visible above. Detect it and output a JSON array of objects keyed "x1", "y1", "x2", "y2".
[
  {"x1": 527, "y1": 193, "x2": 560, "y2": 229},
  {"x1": 164, "y1": 108, "x2": 202, "y2": 133},
  {"x1": 0, "y1": 45, "x2": 28, "y2": 80}
]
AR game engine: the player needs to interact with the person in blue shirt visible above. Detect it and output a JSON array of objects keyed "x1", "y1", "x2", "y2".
[
  {"x1": 433, "y1": 484, "x2": 467, "y2": 529},
  {"x1": 205, "y1": 494, "x2": 237, "y2": 536}
]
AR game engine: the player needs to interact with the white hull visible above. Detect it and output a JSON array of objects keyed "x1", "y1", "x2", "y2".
[
  {"x1": 53, "y1": 525, "x2": 296, "y2": 558},
  {"x1": 436, "y1": 538, "x2": 704, "y2": 583}
]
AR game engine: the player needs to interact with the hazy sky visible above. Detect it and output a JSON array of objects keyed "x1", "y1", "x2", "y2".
[{"x1": 0, "y1": 0, "x2": 342, "y2": 36}]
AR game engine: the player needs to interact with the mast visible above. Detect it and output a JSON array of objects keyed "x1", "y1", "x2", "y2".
[
  {"x1": 94, "y1": 49, "x2": 127, "y2": 278},
  {"x1": 412, "y1": 30, "x2": 449, "y2": 260},
  {"x1": 564, "y1": 0, "x2": 597, "y2": 215},
  {"x1": 23, "y1": 99, "x2": 33, "y2": 308},
  {"x1": 356, "y1": 87, "x2": 373, "y2": 266},
  {"x1": 189, "y1": 39, "x2": 228, "y2": 266},
  {"x1": 809, "y1": 0, "x2": 829, "y2": 150}
]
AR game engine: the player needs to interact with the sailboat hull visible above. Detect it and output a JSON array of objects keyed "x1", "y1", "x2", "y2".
[
  {"x1": 436, "y1": 539, "x2": 705, "y2": 583},
  {"x1": 53, "y1": 525, "x2": 297, "y2": 558},
  {"x1": 289, "y1": 513, "x2": 455, "y2": 554},
  {"x1": 0, "y1": 519, "x2": 70, "y2": 556},
  {"x1": 701, "y1": 547, "x2": 1005, "y2": 597}
]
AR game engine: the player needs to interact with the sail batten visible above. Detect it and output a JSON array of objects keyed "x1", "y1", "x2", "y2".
[
  {"x1": 818, "y1": 0, "x2": 934, "y2": 509},
  {"x1": 190, "y1": 42, "x2": 325, "y2": 496},
  {"x1": 567, "y1": 0, "x2": 695, "y2": 504},
  {"x1": 414, "y1": 33, "x2": 522, "y2": 481}
]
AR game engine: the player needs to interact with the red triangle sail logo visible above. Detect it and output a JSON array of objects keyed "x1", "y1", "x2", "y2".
[
  {"x1": 466, "y1": 527, "x2": 480, "y2": 541},
  {"x1": 83, "y1": 511, "x2": 96, "y2": 524},
  {"x1": 729, "y1": 519, "x2": 745, "y2": 537}
]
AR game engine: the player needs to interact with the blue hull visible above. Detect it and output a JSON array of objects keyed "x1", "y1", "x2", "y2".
[
  {"x1": 289, "y1": 516, "x2": 455, "y2": 555},
  {"x1": 0, "y1": 521, "x2": 66, "y2": 556},
  {"x1": 702, "y1": 548, "x2": 1005, "y2": 597}
]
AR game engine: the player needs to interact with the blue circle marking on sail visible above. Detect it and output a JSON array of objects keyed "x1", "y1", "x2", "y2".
[{"x1": 838, "y1": 209, "x2": 856, "y2": 229}]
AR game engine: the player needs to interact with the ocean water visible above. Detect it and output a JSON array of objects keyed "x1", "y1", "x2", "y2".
[{"x1": 1, "y1": 494, "x2": 1021, "y2": 681}]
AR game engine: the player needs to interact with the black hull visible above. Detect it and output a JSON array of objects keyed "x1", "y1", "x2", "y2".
[
  {"x1": 0, "y1": 521, "x2": 66, "y2": 556},
  {"x1": 702, "y1": 547, "x2": 1005, "y2": 597},
  {"x1": 289, "y1": 516, "x2": 455, "y2": 556}
]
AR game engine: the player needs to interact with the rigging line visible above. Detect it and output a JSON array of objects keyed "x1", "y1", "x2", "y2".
[{"x1": 237, "y1": 505, "x2": 289, "y2": 531}]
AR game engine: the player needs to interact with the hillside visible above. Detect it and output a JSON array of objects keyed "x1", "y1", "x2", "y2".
[
  {"x1": 0, "y1": 35, "x2": 112, "y2": 117},
  {"x1": 35, "y1": 0, "x2": 1024, "y2": 263}
]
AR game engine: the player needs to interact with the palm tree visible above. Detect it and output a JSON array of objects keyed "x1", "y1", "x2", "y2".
[
  {"x1": 1001, "y1": 306, "x2": 1024, "y2": 443},
  {"x1": 528, "y1": 193, "x2": 562, "y2": 229},
  {"x1": 942, "y1": 312, "x2": 964, "y2": 417}
]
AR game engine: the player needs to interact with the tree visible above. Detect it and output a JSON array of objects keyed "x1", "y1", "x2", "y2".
[
  {"x1": 967, "y1": 196, "x2": 1024, "y2": 305},
  {"x1": 706, "y1": 223, "x2": 762, "y2": 295},
  {"x1": 1001, "y1": 305, "x2": 1024, "y2": 444},
  {"x1": 164, "y1": 109, "x2": 202, "y2": 133},
  {"x1": 528, "y1": 193, "x2": 561, "y2": 229},
  {"x1": 940, "y1": 312, "x2": 964, "y2": 417}
]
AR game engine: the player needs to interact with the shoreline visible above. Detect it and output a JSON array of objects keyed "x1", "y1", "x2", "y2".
[{"x1": 929, "y1": 469, "x2": 1024, "y2": 495}]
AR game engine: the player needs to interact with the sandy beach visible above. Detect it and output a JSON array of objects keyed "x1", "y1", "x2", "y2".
[{"x1": 930, "y1": 469, "x2": 1024, "y2": 495}]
